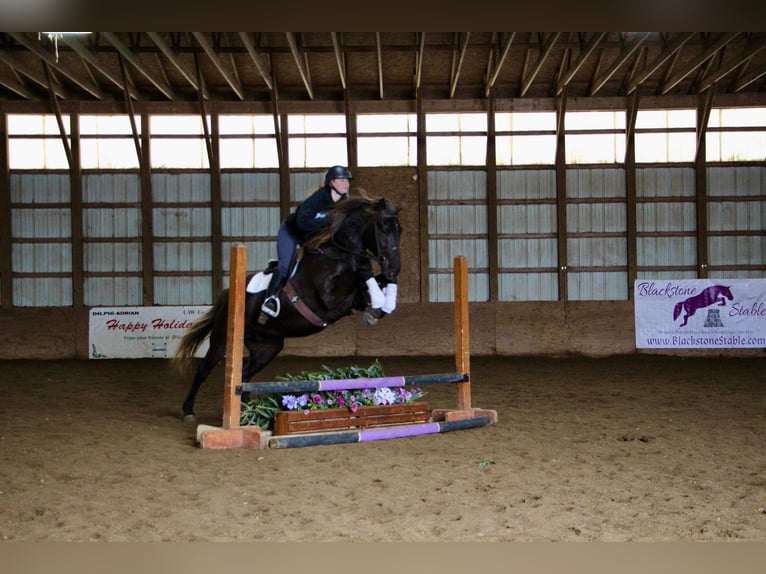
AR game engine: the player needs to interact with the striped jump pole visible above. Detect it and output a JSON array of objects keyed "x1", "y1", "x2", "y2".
[
  {"x1": 239, "y1": 372, "x2": 468, "y2": 396},
  {"x1": 268, "y1": 415, "x2": 492, "y2": 449}
]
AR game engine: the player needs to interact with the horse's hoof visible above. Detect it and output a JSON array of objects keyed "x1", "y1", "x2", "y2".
[
  {"x1": 363, "y1": 309, "x2": 379, "y2": 327},
  {"x1": 182, "y1": 414, "x2": 197, "y2": 426}
]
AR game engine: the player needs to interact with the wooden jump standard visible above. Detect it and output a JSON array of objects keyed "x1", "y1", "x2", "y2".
[{"x1": 196, "y1": 245, "x2": 497, "y2": 450}]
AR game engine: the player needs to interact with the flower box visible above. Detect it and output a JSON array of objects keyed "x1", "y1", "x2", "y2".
[{"x1": 273, "y1": 402, "x2": 431, "y2": 436}]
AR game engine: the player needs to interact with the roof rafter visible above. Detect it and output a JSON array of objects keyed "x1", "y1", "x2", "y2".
[
  {"x1": 148, "y1": 32, "x2": 208, "y2": 98},
  {"x1": 285, "y1": 32, "x2": 314, "y2": 100},
  {"x1": 450, "y1": 32, "x2": 470, "y2": 98},
  {"x1": 590, "y1": 32, "x2": 651, "y2": 96},
  {"x1": 660, "y1": 32, "x2": 740, "y2": 94},
  {"x1": 238, "y1": 32, "x2": 273, "y2": 91},
  {"x1": 330, "y1": 32, "x2": 346, "y2": 90},
  {"x1": 9, "y1": 32, "x2": 104, "y2": 99},
  {"x1": 0, "y1": 61, "x2": 38, "y2": 99},
  {"x1": 625, "y1": 32, "x2": 696, "y2": 95},
  {"x1": 520, "y1": 32, "x2": 561, "y2": 96},
  {"x1": 415, "y1": 32, "x2": 425, "y2": 90},
  {"x1": 555, "y1": 32, "x2": 605, "y2": 95},
  {"x1": 101, "y1": 32, "x2": 175, "y2": 100},
  {"x1": 485, "y1": 32, "x2": 515, "y2": 97},
  {"x1": 376, "y1": 32, "x2": 384, "y2": 99},
  {"x1": 59, "y1": 34, "x2": 141, "y2": 100},
  {"x1": 696, "y1": 35, "x2": 766, "y2": 93},
  {"x1": 192, "y1": 32, "x2": 244, "y2": 100},
  {"x1": 0, "y1": 48, "x2": 69, "y2": 98}
]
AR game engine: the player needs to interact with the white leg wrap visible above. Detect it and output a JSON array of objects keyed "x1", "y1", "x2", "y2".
[
  {"x1": 366, "y1": 277, "x2": 386, "y2": 309},
  {"x1": 381, "y1": 283, "x2": 398, "y2": 314}
]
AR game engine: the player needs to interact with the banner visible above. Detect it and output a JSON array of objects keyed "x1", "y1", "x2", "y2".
[
  {"x1": 635, "y1": 279, "x2": 766, "y2": 349},
  {"x1": 89, "y1": 306, "x2": 211, "y2": 359}
]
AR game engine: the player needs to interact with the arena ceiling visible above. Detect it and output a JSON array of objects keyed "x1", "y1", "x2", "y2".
[{"x1": 1, "y1": 32, "x2": 766, "y2": 107}]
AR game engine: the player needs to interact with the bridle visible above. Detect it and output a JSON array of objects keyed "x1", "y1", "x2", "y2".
[{"x1": 310, "y1": 213, "x2": 400, "y2": 279}]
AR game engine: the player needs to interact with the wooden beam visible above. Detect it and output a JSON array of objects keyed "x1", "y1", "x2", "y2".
[
  {"x1": 625, "y1": 89, "x2": 639, "y2": 299},
  {"x1": 330, "y1": 32, "x2": 346, "y2": 90},
  {"x1": 450, "y1": 32, "x2": 470, "y2": 98},
  {"x1": 148, "y1": 32, "x2": 208, "y2": 97},
  {"x1": 485, "y1": 32, "x2": 515, "y2": 97},
  {"x1": 101, "y1": 32, "x2": 175, "y2": 100},
  {"x1": 555, "y1": 32, "x2": 606, "y2": 96},
  {"x1": 9, "y1": 32, "x2": 104, "y2": 99},
  {"x1": 43, "y1": 62, "x2": 73, "y2": 168},
  {"x1": 285, "y1": 32, "x2": 314, "y2": 100},
  {"x1": 697, "y1": 36, "x2": 766, "y2": 93},
  {"x1": 0, "y1": 61, "x2": 38, "y2": 99},
  {"x1": 590, "y1": 32, "x2": 651, "y2": 96},
  {"x1": 626, "y1": 32, "x2": 696, "y2": 95},
  {"x1": 520, "y1": 32, "x2": 561, "y2": 97},
  {"x1": 376, "y1": 32, "x2": 384, "y2": 99},
  {"x1": 555, "y1": 90, "x2": 568, "y2": 302},
  {"x1": 192, "y1": 32, "x2": 244, "y2": 100},
  {"x1": 238, "y1": 32, "x2": 273, "y2": 90},
  {"x1": 118, "y1": 53, "x2": 143, "y2": 166},
  {"x1": 660, "y1": 32, "x2": 740, "y2": 94},
  {"x1": 60, "y1": 34, "x2": 140, "y2": 100},
  {"x1": 0, "y1": 112, "x2": 11, "y2": 307},
  {"x1": 414, "y1": 32, "x2": 425, "y2": 90}
]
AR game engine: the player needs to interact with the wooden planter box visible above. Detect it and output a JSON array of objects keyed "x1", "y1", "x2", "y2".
[{"x1": 273, "y1": 402, "x2": 431, "y2": 436}]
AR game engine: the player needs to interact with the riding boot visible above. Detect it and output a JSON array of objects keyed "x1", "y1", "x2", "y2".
[{"x1": 258, "y1": 271, "x2": 286, "y2": 324}]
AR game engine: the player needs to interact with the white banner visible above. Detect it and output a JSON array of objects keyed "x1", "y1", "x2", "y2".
[
  {"x1": 89, "y1": 306, "x2": 211, "y2": 359},
  {"x1": 635, "y1": 279, "x2": 766, "y2": 349}
]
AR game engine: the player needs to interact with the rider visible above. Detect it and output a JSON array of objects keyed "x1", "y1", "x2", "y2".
[{"x1": 258, "y1": 165, "x2": 386, "y2": 323}]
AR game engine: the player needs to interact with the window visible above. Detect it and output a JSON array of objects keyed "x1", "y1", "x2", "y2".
[
  {"x1": 635, "y1": 109, "x2": 696, "y2": 163},
  {"x1": 288, "y1": 114, "x2": 347, "y2": 168},
  {"x1": 357, "y1": 114, "x2": 417, "y2": 166},
  {"x1": 706, "y1": 107, "x2": 766, "y2": 161},
  {"x1": 219, "y1": 114, "x2": 279, "y2": 168},
  {"x1": 496, "y1": 111, "x2": 556, "y2": 165},
  {"x1": 7, "y1": 114, "x2": 70, "y2": 169},
  {"x1": 565, "y1": 111, "x2": 626, "y2": 164},
  {"x1": 150, "y1": 115, "x2": 210, "y2": 169},
  {"x1": 426, "y1": 113, "x2": 487, "y2": 166},
  {"x1": 80, "y1": 115, "x2": 140, "y2": 169}
]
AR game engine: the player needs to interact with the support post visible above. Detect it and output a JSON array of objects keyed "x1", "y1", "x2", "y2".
[
  {"x1": 222, "y1": 244, "x2": 246, "y2": 430},
  {"x1": 454, "y1": 255, "x2": 471, "y2": 409}
]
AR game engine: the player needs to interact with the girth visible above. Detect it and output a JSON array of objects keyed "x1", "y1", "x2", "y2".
[{"x1": 282, "y1": 280, "x2": 328, "y2": 328}]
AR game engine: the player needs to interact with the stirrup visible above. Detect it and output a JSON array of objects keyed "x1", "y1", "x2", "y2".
[{"x1": 260, "y1": 295, "x2": 281, "y2": 318}]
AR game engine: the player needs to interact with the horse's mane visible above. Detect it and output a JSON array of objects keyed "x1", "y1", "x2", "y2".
[{"x1": 303, "y1": 195, "x2": 399, "y2": 250}]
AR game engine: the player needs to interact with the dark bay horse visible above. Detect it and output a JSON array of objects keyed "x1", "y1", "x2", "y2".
[{"x1": 173, "y1": 196, "x2": 402, "y2": 423}]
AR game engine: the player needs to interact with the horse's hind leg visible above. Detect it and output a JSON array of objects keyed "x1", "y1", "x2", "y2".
[{"x1": 181, "y1": 342, "x2": 226, "y2": 424}]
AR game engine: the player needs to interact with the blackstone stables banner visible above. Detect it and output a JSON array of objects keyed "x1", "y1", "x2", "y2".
[{"x1": 634, "y1": 279, "x2": 766, "y2": 349}]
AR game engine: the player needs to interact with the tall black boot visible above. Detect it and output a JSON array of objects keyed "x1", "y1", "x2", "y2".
[{"x1": 258, "y1": 271, "x2": 286, "y2": 324}]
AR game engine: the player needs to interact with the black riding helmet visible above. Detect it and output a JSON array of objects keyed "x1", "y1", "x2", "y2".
[{"x1": 325, "y1": 165, "x2": 353, "y2": 185}]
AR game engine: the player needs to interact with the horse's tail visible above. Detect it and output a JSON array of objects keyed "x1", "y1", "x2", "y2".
[
  {"x1": 673, "y1": 301, "x2": 683, "y2": 321},
  {"x1": 172, "y1": 291, "x2": 228, "y2": 375}
]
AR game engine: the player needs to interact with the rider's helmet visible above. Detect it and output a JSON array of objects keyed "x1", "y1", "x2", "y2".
[{"x1": 324, "y1": 165, "x2": 353, "y2": 185}]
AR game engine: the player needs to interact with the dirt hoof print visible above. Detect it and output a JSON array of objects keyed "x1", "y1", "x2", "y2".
[{"x1": 618, "y1": 434, "x2": 652, "y2": 443}]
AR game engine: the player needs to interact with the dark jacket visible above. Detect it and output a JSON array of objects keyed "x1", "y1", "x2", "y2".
[{"x1": 286, "y1": 186, "x2": 342, "y2": 241}]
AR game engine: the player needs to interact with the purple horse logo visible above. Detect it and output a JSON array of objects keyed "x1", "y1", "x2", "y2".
[{"x1": 673, "y1": 285, "x2": 733, "y2": 327}]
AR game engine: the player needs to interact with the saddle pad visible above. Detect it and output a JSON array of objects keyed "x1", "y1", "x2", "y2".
[{"x1": 246, "y1": 272, "x2": 270, "y2": 294}]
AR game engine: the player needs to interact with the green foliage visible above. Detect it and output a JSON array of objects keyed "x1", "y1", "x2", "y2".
[{"x1": 240, "y1": 360, "x2": 388, "y2": 430}]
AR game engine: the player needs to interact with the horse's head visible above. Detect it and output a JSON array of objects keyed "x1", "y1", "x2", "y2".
[
  {"x1": 307, "y1": 196, "x2": 402, "y2": 283},
  {"x1": 365, "y1": 198, "x2": 402, "y2": 283}
]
